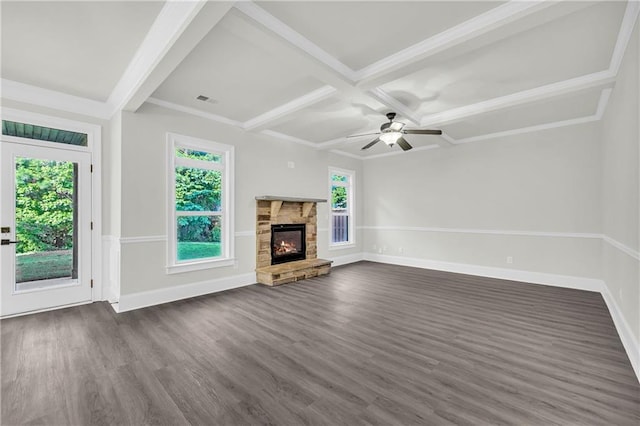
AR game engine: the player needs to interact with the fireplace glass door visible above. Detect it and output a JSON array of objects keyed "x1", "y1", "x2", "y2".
[{"x1": 271, "y1": 224, "x2": 306, "y2": 265}]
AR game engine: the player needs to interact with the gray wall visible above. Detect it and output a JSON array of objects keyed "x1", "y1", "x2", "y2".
[
  {"x1": 116, "y1": 103, "x2": 363, "y2": 295},
  {"x1": 363, "y1": 123, "x2": 602, "y2": 278},
  {"x1": 601, "y1": 23, "x2": 639, "y2": 342}
]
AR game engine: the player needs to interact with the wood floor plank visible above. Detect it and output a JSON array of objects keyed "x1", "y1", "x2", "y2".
[{"x1": 2, "y1": 261, "x2": 639, "y2": 425}]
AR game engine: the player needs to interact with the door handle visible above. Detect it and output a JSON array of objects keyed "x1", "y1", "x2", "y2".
[{"x1": 1, "y1": 239, "x2": 19, "y2": 245}]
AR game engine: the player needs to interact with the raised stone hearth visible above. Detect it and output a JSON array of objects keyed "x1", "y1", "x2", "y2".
[{"x1": 255, "y1": 196, "x2": 332, "y2": 286}]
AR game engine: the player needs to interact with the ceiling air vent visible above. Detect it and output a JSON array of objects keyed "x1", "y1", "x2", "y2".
[{"x1": 196, "y1": 95, "x2": 209, "y2": 101}]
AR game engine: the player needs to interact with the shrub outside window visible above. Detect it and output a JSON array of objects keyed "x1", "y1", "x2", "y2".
[{"x1": 167, "y1": 133, "x2": 234, "y2": 273}]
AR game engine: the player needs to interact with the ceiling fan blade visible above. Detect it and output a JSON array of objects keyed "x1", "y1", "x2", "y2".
[
  {"x1": 361, "y1": 138, "x2": 380, "y2": 150},
  {"x1": 396, "y1": 137, "x2": 413, "y2": 151},
  {"x1": 347, "y1": 132, "x2": 380, "y2": 138},
  {"x1": 403, "y1": 129, "x2": 442, "y2": 135}
]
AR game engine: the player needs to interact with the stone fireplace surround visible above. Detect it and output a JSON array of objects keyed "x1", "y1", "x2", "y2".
[{"x1": 255, "y1": 196, "x2": 332, "y2": 286}]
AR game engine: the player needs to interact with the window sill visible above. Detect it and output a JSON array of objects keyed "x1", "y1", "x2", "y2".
[
  {"x1": 328, "y1": 243, "x2": 356, "y2": 251},
  {"x1": 166, "y1": 258, "x2": 235, "y2": 274}
]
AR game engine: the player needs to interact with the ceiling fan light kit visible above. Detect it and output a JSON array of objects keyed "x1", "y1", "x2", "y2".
[
  {"x1": 350, "y1": 112, "x2": 442, "y2": 152},
  {"x1": 380, "y1": 131, "x2": 402, "y2": 145}
]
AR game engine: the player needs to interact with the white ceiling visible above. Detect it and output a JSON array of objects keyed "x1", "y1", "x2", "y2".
[
  {"x1": 257, "y1": 1, "x2": 504, "y2": 70},
  {"x1": 1, "y1": 1, "x2": 637, "y2": 159},
  {"x1": 1, "y1": 1, "x2": 164, "y2": 102}
]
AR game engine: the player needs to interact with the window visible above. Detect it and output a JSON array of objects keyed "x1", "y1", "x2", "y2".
[
  {"x1": 167, "y1": 133, "x2": 234, "y2": 273},
  {"x1": 329, "y1": 167, "x2": 355, "y2": 247},
  {"x1": 2, "y1": 120, "x2": 88, "y2": 146}
]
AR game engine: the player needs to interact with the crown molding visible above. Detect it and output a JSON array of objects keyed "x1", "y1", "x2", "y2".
[
  {"x1": 609, "y1": 0, "x2": 640, "y2": 75},
  {"x1": 452, "y1": 87, "x2": 611, "y2": 145},
  {"x1": 595, "y1": 88, "x2": 613, "y2": 119},
  {"x1": 146, "y1": 97, "x2": 242, "y2": 127},
  {"x1": 260, "y1": 130, "x2": 364, "y2": 160},
  {"x1": 1, "y1": 79, "x2": 112, "y2": 119},
  {"x1": 329, "y1": 149, "x2": 363, "y2": 160},
  {"x1": 260, "y1": 130, "x2": 318, "y2": 148},
  {"x1": 234, "y1": 1, "x2": 356, "y2": 81},
  {"x1": 439, "y1": 133, "x2": 457, "y2": 145},
  {"x1": 316, "y1": 136, "x2": 350, "y2": 150},
  {"x1": 243, "y1": 85, "x2": 337, "y2": 131},
  {"x1": 354, "y1": 1, "x2": 552, "y2": 83},
  {"x1": 420, "y1": 70, "x2": 615, "y2": 128}
]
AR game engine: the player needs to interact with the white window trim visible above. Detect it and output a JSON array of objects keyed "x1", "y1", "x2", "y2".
[
  {"x1": 328, "y1": 166, "x2": 356, "y2": 249},
  {"x1": 166, "y1": 133, "x2": 234, "y2": 274}
]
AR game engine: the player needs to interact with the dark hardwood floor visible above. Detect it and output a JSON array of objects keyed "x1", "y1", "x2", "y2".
[{"x1": 2, "y1": 261, "x2": 639, "y2": 425}]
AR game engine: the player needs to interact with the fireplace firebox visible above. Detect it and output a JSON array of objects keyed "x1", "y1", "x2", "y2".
[{"x1": 271, "y1": 224, "x2": 306, "y2": 265}]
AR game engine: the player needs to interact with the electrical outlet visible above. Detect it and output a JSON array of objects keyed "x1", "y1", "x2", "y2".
[
  {"x1": 287, "y1": 161, "x2": 295, "y2": 169},
  {"x1": 398, "y1": 247, "x2": 403, "y2": 254},
  {"x1": 383, "y1": 245, "x2": 387, "y2": 252},
  {"x1": 378, "y1": 248, "x2": 382, "y2": 254},
  {"x1": 506, "y1": 256, "x2": 513, "y2": 264}
]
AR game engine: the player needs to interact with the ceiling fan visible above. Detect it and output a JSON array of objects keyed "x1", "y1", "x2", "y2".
[{"x1": 348, "y1": 112, "x2": 442, "y2": 151}]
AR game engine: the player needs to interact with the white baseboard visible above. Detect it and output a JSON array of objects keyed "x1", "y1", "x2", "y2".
[
  {"x1": 601, "y1": 285, "x2": 640, "y2": 381},
  {"x1": 113, "y1": 272, "x2": 256, "y2": 313},
  {"x1": 330, "y1": 252, "x2": 365, "y2": 267},
  {"x1": 363, "y1": 253, "x2": 604, "y2": 292}
]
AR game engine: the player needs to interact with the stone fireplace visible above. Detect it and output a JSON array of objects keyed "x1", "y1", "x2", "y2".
[{"x1": 255, "y1": 196, "x2": 332, "y2": 286}]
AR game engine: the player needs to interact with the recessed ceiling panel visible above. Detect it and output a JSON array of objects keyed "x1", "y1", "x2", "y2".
[
  {"x1": 268, "y1": 96, "x2": 388, "y2": 144},
  {"x1": 257, "y1": 1, "x2": 504, "y2": 71},
  {"x1": 1, "y1": 1, "x2": 164, "y2": 101},
  {"x1": 380, "y1": 1, "x2": 625, "y2": 117},
  {"x1": 441, "y1": 88, "x2": 604, "y2": 140},
  {"x1": 152, "y1": 10, "x2": 327, "y2": 123}
]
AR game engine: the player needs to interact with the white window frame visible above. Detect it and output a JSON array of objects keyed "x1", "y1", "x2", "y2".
[
  {"x1": 329, "y1": 167, "x2": 355, "y2": 249},
  {"x1": 167, "y1": 133, "x2": 234, "y2": 274},
  {"x1": 1, "y1": 107, "x2": 104, "y2": 301}
]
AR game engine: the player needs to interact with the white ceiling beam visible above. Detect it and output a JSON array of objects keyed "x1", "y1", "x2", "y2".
[
  {"x1": 231, "y1": 2, "x2": 420, "y2": 129},
  {"x1": 420, "y1": 70, "x2": 616, "y2": 128},
  {"x1": 454, "y1": 115, "x2": 599, "y2": 145},
  {"x1": 234, "y1": 1, "x2": 356, "y2": 82},
  {"x1": 108, "y1": 1, "x2": 233, "y2": 115},
  {"x1": 368, "y1": 88, "x2": 420, "y2": 125},
  {"x1": 1, "y1": 79, "x2": 112, "y2": 119},
  {"x1": 609, "y1": 0, "x2": 640, "y2": 75},
  {"x1": 354, "y1": 1, "x2": 553, "y2": 86},
  {"x1": 242, "y1": 85, "x2": 337, "y2": 131}
]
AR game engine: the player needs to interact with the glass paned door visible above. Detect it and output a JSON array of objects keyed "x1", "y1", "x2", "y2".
[{"x1": 1, "y1": 142, "x2": 92, "y2": 316}]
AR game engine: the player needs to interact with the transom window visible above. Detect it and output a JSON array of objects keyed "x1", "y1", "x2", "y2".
[
  {"x1": 167, "y1": 133, "x2": 234, "y2": 273},
  {"x1": 329, "y1": 167, "x2": 355, "y2": 247},
  {"x1": 2, "y1": 120, "x2": 88, "y2": 146}
]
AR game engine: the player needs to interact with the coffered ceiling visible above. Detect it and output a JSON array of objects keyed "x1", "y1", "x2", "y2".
[
  {"x1": 1, "y1": 1, "x2": 638, "y2": 160},
  {"x1": 1, "y1": 1, "x2": 164, "y2": 102}
]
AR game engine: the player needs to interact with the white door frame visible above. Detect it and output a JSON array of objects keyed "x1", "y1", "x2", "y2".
[{"x1": 0, "y1": 107, "x2": 103, "y2": 314}]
